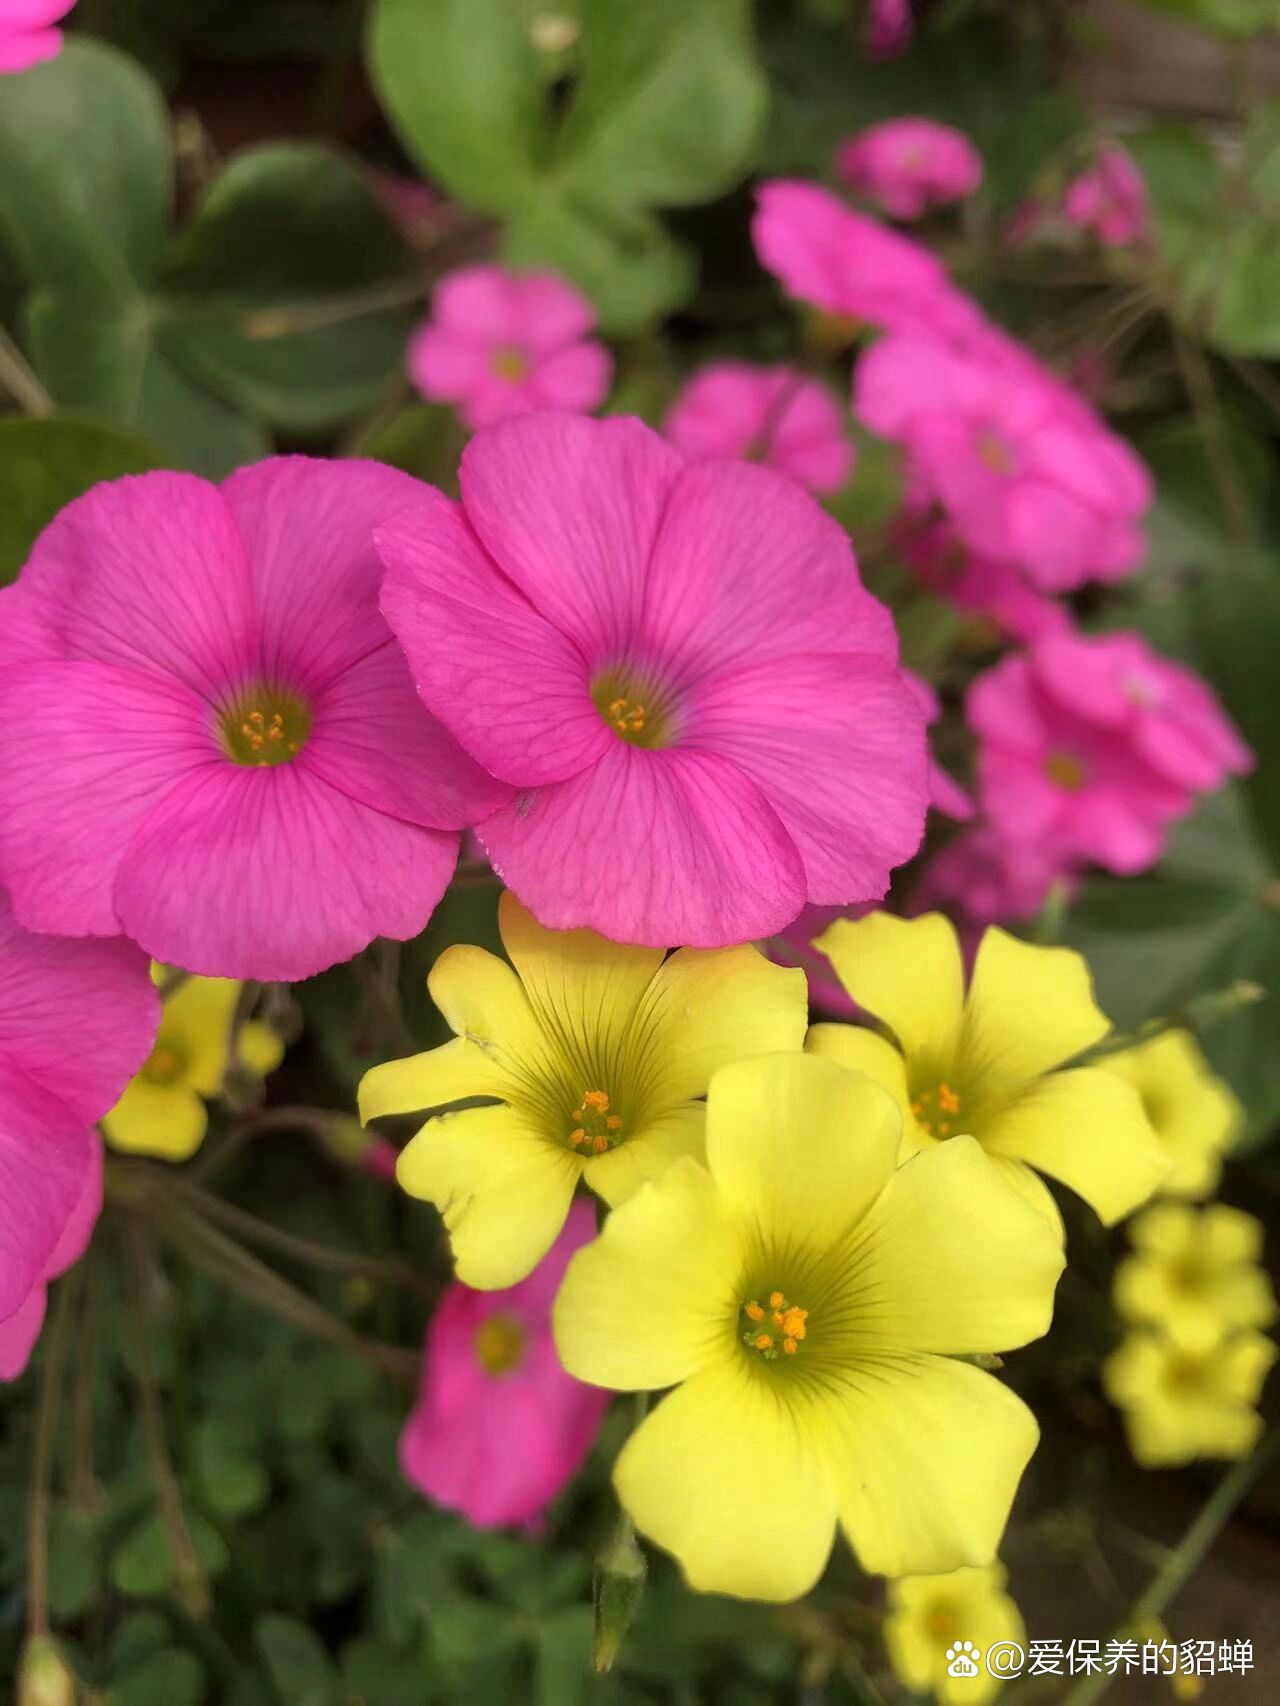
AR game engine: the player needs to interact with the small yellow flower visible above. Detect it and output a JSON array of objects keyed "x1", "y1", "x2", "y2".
[
  {"x1": 885, "y1": 1564, "x2": 1025, "y2": 1705},
  {"x1": 1114, "y1": 1203, "x2": 1277, "y2": 1351},
  {"x1": 102, "y1": 969, "x2": 283, "y2": 1161},
  {"x1": 1103, "y1": 1030, "x2": 1240, "y2": 1201},
  {"x1": 553, "y1": 1053, "x2": 1064, "y2": 1601},
  {"x1": 808, "y1": 911, "x2": 1167, "y2": 1228},
  {"x1": 358, "y1": 892, "x2": 806, "y2": 1290},
  {"x1": 1104, "y1": 1326, "x2": 1276, "y2": 1467}
]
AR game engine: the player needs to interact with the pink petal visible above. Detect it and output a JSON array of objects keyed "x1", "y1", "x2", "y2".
[
  {"x1": 0, "y1": 1284, "x2": 45, "y2": 1382},
  {"x1": 0, "y1": 660, "x2": 210, "y2": 938},
  {"x1": 0, "y1": 890, "x2": 158, "y2": 1124},
  {"x1": 407, "y1": 322, "x2": 491, "y2": 404},
  {"x1": 15, "y1": 474, "x2": 255, "y2": 700},
  {"x1": 0, "y1": 1058, "x2": 94, "y2": 1317},
  {"x1": 458, "y1": 413, "x2": 684, "y2": 662},
  {"x1": 432, "y1": 265, "x2": 522, "y2": 341},
  {"x1": 377, "y1": 490, "x2": 609, "y2": 787},
  {"x1": 0, "y1": 28, "x2": 62, "y2": 72},
  {"x1": 511, "y1": 274, "x2": 597, "y2": 349},
  {"x1": 219, "y1": 457, "x2": 431, "y2": 693},
  {"x1": 44, "y1": 1133, "x2": 103, "y2": 1278},
  {"x1": 528, "y1": 341, "x2": 613, "y2": 413},
  {"x1": 477, "y1": 742, "x2": 807, "y2": 947},
  {"x1": 113, "y1": 762, "x2": 461, "y2": 981},
  {"x1": 689, "y1": 655, "x2": 929, "y2": 904}
]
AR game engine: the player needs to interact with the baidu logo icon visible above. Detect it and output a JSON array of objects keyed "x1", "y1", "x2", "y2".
[{"x1": 946, "y1": 1641, "x2": 983, "y2": 1678}]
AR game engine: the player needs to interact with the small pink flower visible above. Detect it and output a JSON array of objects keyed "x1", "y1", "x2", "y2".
[
  {"x1": 968, "y1": 634, "x2": 1250, "y2": 877},
  {"x1": 408, "y1": 265, "x2": 612, "y2": 430},
  {"x1": 664, "y1": 362, "x2": 853, "y2": 495},
  {"x1": 0, "y1": 460, "x2": 510, "y2": 981},
  {"x1": 0, "y1": 0, "x2": 74, "y2": 74},
  {"x1": 0, "y1": 889, "x2": 157, "y2": 1376},
  {"x1": 865, "y1": 0, "x2": 913, "y2": 59},
  {"x1": 902, "y1": 518, "x2": 1071, "y2": 644},
  {"x1": 367, "y1": 171, "x2": 456, "y2": 249},
  {"x1": 903, "y1": 669, "x2": 973, "y2": 822},
  {"x1": 915, "y1": 823, "x2": 1080, "y2": 929},
  {"x1": 855, "y1": 323, "x2": 1153, "y2": 591},
  {"x1": 752, "y1": 180, "x2": 985, "y2": 341},
  {"x1": 400, "y1": 1199, "x2": 609, "y2": 1529},
  {"x1": 1064, "y1": 145, "x2": 1149, "y2": 248},
  {"x1": 378, "y1": 413, "x2": 929, "y2": 947},
  {"x1": 836, "y1": 118, "x2": 982, "y2": 221}
]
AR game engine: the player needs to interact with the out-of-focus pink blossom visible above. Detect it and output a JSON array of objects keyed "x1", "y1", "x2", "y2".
[
  {"x1": 752, "y1": 179, "x2": 985, "y2": 341},
  {"x1": 0, "y1": 0, "x2": 74, "y2": 74},
  {"x1": 1003, "y1": 198, "x2": 1047, "y2": 247},
  {"x1": 902, "y1": 519, "x2": 1071, "y2": 644},
  {"x1": 836, "y1": 118, "x2": 982, "y2": 221},
  {"x1": 856, "y1": 324, "x2": 1153, "y2": 591},
  {"x1": 769, "y1": 903, "x2": 871, "y2": 1019},
  {"x1": 664, "y1": 362, "x2": 853, "y2": 495},
  {"x1": 915, "y1": 823, "x2": 1080, "y2": 929},
  {"x1": 408, "y1": 264, "x2": 612, "y2": 430},
  {"x1": 368, "y1": 171, "x2": 456, "y2": 249},
  {"x1": 1064, "y1": 145, "x2": 1149, "y2": 248},
  {"x1": 865, "y1": 0, "x2": 913, "y2": 59},
  {"x1": 903, "y1": 669, "x2": 973, "y2": 822},
  {"x1": 968, "y1": 634, "x2": 1251, "y2": 877},
  {"x1": 399, "y1": 1199, "x2": 608, "y2": 1529}
]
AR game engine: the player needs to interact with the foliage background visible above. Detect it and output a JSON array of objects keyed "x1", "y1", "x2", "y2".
[{"x1": 1, "y1": 1, "x2": 1279, "y2": 1701}]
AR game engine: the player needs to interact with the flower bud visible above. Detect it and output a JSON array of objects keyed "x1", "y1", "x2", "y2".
[{"x1": 593, "y1": 1516, "x2": 647, "y2": 1674}]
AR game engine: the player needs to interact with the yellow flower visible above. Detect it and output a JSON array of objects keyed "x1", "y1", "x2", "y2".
[
  {"x1": 553, "y1": 1053, "x2": 1064, "y2": 1601},
  {"x1": 102, "y1": 969, "x2": 283, "y2": 1161},
  {"x1": 1114, "y1": 1203, "x2": 1276, "y2": 1351},
  {"x1": 808, "y1": 912, "x2": 1166, "y2": 1228},
  {"x1": 885, "y1": 1564, "x2": 1025, "y2": 1705},
  {"x1": 1104, "y1": 1327, "x2": 1276, "y2": 1467},
  {"x1": 1102, "y1": 1030, "x2": 1240, "y2": 1200},
  {"x1": 358, "y1": 892, "x2": 806, "y2": 1290}
]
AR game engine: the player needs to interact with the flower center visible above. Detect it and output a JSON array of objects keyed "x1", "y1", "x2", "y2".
[
  {"x1": 911, "y1": 1080, "x2": 962, "y2": 1139},
  {"x1": 141, "y1": 1040, "x2": 187, "y2": 1087},
  {"x1": 1044, "y1": 749, "x2": 1087, "y2": 790},
  {"x1": 741, "y1": 1290, "x2": 809, "y2": 1359},
  {"x1": 473, "y1": 1312, "x2": 528, "y2": 1375},
  {"x1": 925, "y1": 1604, "x2": 960, "y2": 1644},
  {"x1": 1164, "y1": 1353, "x2": 1208, "y2": 1397},
  {"x1": 590, "y1": 671, "x2": 676, "y2": 750},
  {"x1": 491, "y1": 345, "x2": 529, "y2": 382},
  {"x1": 568, "y1": 1087, "x2": 623, "y2": 1155},
  {"x1": 976, "y1": 427, "x2": 1017, "y2": 476},
  {"x1": 220, "y1": 688, "x2": 312, "y2": 768}
]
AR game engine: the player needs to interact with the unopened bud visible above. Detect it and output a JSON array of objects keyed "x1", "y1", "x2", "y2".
[
  {"x1": 18, "y1": 1636, "x2": 74, "y2": 1706},
  {"x1": 593, "y1": 1516, "x2": 647, "y2": 1673}
]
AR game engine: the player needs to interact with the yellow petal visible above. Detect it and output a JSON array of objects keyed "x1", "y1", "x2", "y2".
[
  {"x1": 980, "y1": 1068, "x2": 1167, "y2": 1225},
  {"x1": 583, "y1": 1103, "x2": 706, "y2": 1208},
  {"x1": 704, "y1": 1053, "x2": 901, "y2": 1251},
  {"x1": 160, "y1": 975, "x2": 242, "y2": 1094},
  {"x1": 848, "y1": 1136, "x2": 1064, "y2": 1354},
  {"x1": 985, "y1": 1152, "x2": 1065, "y2": 1240},
  {"x1": 358, "y1": 1036, "x2": 509, "y2": 1124},
  {"x1": 634, "y1": 944, "x2": 808, "y2": 1108},
  {"x1": 1198, "y1": 1203, "x2": 1266, "y2": 1267},
  {"x1": 961, "y1": 928, "x2": 1111, "y2": 1088},
  {"x1": 1104, "y1": 1030, "x2": 1239, "y2": 1200},
  {"x1": 395, "y1": 1104, "x2": 578, "y2": 1289},
  {"x1": 824, "y1": 1353, "x2": 1039, "y2": 1578},
  {"x1": 427, "y1": 941, "x2": 549, "y2": 1076},
  {"x1": 613, "y1": 1362, "x2": 837, "y2": 1601},
  {"x1": 553, "y1": 1156, "x2": 740, "y2": 1391},
  {"x1": 806, "y1": 1022, "x2": 919, "y2": 1155},
  {"x1": 813, "y1": 911, "x2": 965, "y2": 1068},
  {"x1": 237, "y1": 1020, "x2": 284, "y2": 1079},
  {"x1": 886, "y1": 1565, "x2": 1023, "y2": 1706},
  {"x1": 101, "y1": 1080, "x2": 208, "y2": 1161},
  {"x1": 1216, "y1": 1330, "x2": 1278, "y2": 1403}
]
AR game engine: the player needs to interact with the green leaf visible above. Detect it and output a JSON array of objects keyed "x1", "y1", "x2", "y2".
[
  {"x1": 194, "y1": 1417, "x2": 269, "y2": 1520},
  {"x1": 368, "y1": 0, "x2": 545, "y2": 212},
  {"x1": 534, "y1": 1607, "x2": 593, "y2": 1706},
  {"x1": 47, "y1": 1505, "x2": 101, "y2": 1621},
  {"x1": 255, "y1": 1614, "x2": 342, "y2": 1706},
  {"x1": 1136, "y1": 0, "x2": 1280, "y2": 36},
  {"x1": 0, "y1": 38, "x2": 171, "y2": 292},
  {"x1": 111, "y1": 1508, "x2": 230, "y2": 1599},
  {"x1": 357, "y1": 403, "x2": 467, "y2": 492},
  {"x1": 1206, "y1": 226, "x2": 1280, "y2": 356},
  {"x1": 159, "y1": 143, "x2": 417, "y2": 430},
  {"x1": 0, "y1": 416, "x2": 165, "y2": 584},
  {"x1": 504, "y1": 195, "x2": 695, "y2": 332},
  {"x1": 108, "y1": 1649, "x2": 204, "y2": 1706},
  {"x1": 26, "y1": 287, "x2": 269, "y2": 480}
]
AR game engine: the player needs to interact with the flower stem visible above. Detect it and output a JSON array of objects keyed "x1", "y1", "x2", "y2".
[
  {"x1": 0, "y1": 324, "x2": 53, "y2": 416},
  {"x1": 26, "y1": 1270, "x2": 79, "y2": 1639},
  {"x1": 1064, "y1": 978, "x2": 1263, "y2": 1069}
]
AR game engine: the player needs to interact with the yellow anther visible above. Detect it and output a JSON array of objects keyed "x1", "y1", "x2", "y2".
[
  {"x1": 769, "y1": 1290, "x2": 785, "y2": 1310},
  {"x1": 593, "y1": 1134, "x2": 608, "y2": 1154},
  {"x1": 780, "y1": 1307, "x2": 807, "y2": 1340},
  {"x1": 783, "y1": 1338, "x2": 798, "y2": 1355},
  {"x1": 606, "y1": 1114, "x2": 622, "y2": 1131},
  {"x1": 753, "y1": 1333, "x2": 773, "y2": 1352},
  {"x1": 744, "y1": 1301, "x2": 764, "y2": 1322},
  {"x1": 582, "y1": 1090, "x2": 610, "y2": 1113},
  {"x1": 938, "y1": 1083, "x2": 960, "y2": 1114},
  {"x1": 569, "y1": 1128, "x2": 587, "y2": 1147}
]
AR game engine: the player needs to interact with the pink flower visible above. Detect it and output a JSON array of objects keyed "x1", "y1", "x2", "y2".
[
  {"x1": 1064, "y1": 145, "x2": 1149, "y2": 248},
  {"x1": 752, "y1": 180, "x2": 985, "y2": 340},
  {"x1": 855, "y1": 325, "x2": 1153, "y2": 591},
  {"x1": 903, "y1": 669, "x2": 973, "y2": 822},
  {"x1": 663, "y1": 361, "x2": 852, "y2": 495},
  {"x1": 902, "y1": 518, "x2": 1071, "y2": 644},
  {"x1": 836, "y1": 118, "x2": 982, "y2": 221},
  {"x1": 0, "y1": 0, "x2": 74, "y2": 74},
  {"x1": 400, "y1": 1199, "x2": 609, "y2": 1529},
  {"x1": 0, "y1": 460, "x2": 509, "y2": 981},
  {"x1": 408, "y1": 265, "x2": 612, "y2": 430},
  {"x1": 915, "y1": 823, "x2": 1080, "y2": 929},
  {"x1": 0, "y1": 889, "x2": 157, "y2": 1375},
  {"x1": 968, "y1": 634, "x2": 1251, "y2": 876},
  {"x1": 378, "y1": 413, "x2": 929, "y2": 947},
  {"x1": 865, "y1": 0, "x2": 913, "y2": 59},
  {"x1": 769, "y1": 902, "x2": 866, "y2": 1019},
  {"x1": 367, "y1": 171, "x2": 456, "y2": 249}
]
